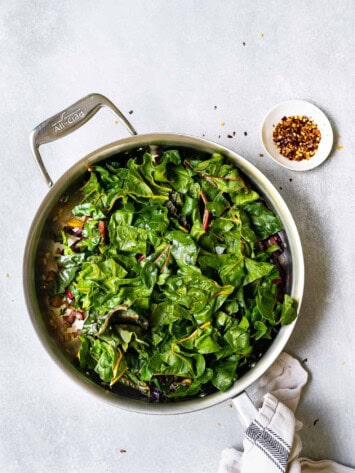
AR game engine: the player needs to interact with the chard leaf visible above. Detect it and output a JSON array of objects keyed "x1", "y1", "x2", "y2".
[
  {"x1": 256, "y1": 281, "x2": 277, "y2": 322},
  {"x1": 244, "y1": 258, "x2": 274, "y2": 285},
  {"x1": 135, "y1": 205, "x2": 169, "y2": 232},
  {"x1": 152, "y1": 302, "x2": 190, "y2": 326},
  {"x1": 280, "y1": 295, "x2": 298, "y2": 325},
  {"x1": 153, "y1": 150, "x2": 181, "y2": 182},
  {"x1": 219, "y1": 257, "x2": 245, "y2": 287},
  {"x1": 224, "y1": 326, "x2": 252, "y2": 356},
  {"x1": 166, "y1": 230, "x2": 197, "y2": 268},
  {"x1": 109, "y1": 224, "x2": 148, "y2": 254},
  {"x1": 194, "y1": 328, "x2": 220, "y2": 354},
  {"x1": 46, "y1": 146, "x2": 297, "y2": 400},
  {"x1": 243, "y1": 202, "x2": 283, "y2": 239},
  {"x1": 72, "y1": 203, "x2": 106, "y2": 219},
  {"x1": 166, "y1": 368, "x2": 213, "y2": 398},
  {"x1": 169, "y1": 166, "x2": 194, "y2": 194},
  {"x1": 212, "y1": 357, "x2": 239, "y2": 392},
  {"x1": 253, "y1": 321, "x2": 270, "y2": 340},
  {"x1": 51, "y1": 253, "x2": 86, "y2": 294},
  {"x1": 231, "y1": 190, "x2": 259, "y2": 206}
]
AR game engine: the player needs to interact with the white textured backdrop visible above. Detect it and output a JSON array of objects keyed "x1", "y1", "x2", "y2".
[{"x1": 0, "y1": 1, "x2": 354, "y2": 472}]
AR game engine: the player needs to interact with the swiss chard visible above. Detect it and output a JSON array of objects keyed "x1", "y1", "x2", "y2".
[{"x1": 48, "y1": 146, "x2": 298, "y2": 401}]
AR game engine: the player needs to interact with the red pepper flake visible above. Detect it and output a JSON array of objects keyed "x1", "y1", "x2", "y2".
[
  {"x1": 137, "y1": 254, "x2": 145, "y2": 263},
  {"x1": 66, "y1": 289, "x2": 74, "y2": 300},
  {"x1": 272, "y1": 278, "x2": 282, "y2": 284},
  {"x1": 183, "y1": 160, "x2": 192, "y2": 169},
  {"x1": 259, "y1": 153, "x2": 264, "y2": 157},
  {"x1": 273, "y1": 115, "x2": 321, "y2": 161}
]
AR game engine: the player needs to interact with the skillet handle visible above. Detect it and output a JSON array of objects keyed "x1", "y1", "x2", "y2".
[
  {"x1": 29, "y1": 93, "x2": 137, "y2": 187},
  {"x1": 231, "y1": 391, "x2": 258, "y2": 427}
]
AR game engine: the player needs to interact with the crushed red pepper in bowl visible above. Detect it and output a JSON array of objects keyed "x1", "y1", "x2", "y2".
[{"x1": 273, "y1": 115, "x2": 321, "y2": 161}]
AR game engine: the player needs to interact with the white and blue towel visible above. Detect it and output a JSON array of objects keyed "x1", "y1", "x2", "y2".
[{"x1": 218, "y1": 353, "x2": 354, "y2": 473}]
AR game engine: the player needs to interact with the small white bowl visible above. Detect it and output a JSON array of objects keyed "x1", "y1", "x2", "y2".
[{"x1": 261, "y1": 100, "x2": 333, "y2": 171}]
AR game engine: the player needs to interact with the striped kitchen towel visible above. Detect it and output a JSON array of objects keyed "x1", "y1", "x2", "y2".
[
  {"x1": 243, "y1": 394, "x2": 293, "y2": 472},
  {"x1": 218, "y1": 353, "x2": 354, "y2": 473}
]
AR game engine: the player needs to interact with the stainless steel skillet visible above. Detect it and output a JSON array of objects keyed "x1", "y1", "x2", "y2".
[{"x1": 24, "y1": 93, "x2": 304, "y2": 417}]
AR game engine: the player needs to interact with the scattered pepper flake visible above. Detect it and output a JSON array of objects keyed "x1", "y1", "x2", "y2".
[
  {"x1": 242, "y1": 42, "x2": 246, "y2": 46},
  {"x1": 313, "y1": 419, "x2": 319, "y2": 426},
  {"x1": 273, "y1": 116, "x2": 321, "y2": 161},
  {"x1": 336, "y1": 145, "x2": 343, "y2": 150},
  {"x1": 259, "y1": 153, "x2": 264, "y2": 157},
  {"x1": 227, "y1": 134, "x2": 233, "y2": 138},
  {"x1": 232, "y1": 131, "x2": 236, "y2": 137},
  {"x1": 289, "y1": 178, "x2": 293, "y2": 182},
  {"x1": 220, "y1": 121, "x2": 225, "y2": 126},
  {"x1": 214, "y1": 105, "x2": 217, "y2": 110},
  {"x1": 120, "y1": 449, "x2": 127, "y2": 453},
  {"x1": 218, "y1": 135, "x2": 221, "y2": 139},
  {"x1": 279, "y1": 187, "x2": 282, "y2": 190},
  {"x1": 302, "y1": 358, "x2": 308, "y2": 363},
  {"x1": 244, "y1": 131, "x2": 248, "y2": 136},
  {"x1": 128, "y1": 110, "x2": 134, "y2": 115}
]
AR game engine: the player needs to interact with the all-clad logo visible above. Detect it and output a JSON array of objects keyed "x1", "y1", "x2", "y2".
[{"x1": 52, "y1": 108, "x2": 85, "y2": 133}]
